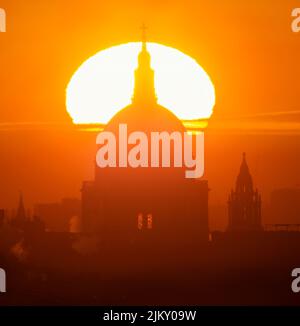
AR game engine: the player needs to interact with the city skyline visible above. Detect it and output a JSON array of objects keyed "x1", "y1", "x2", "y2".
[{"x1": 1, "y1": 0, "x2": 300, "y2": 308}]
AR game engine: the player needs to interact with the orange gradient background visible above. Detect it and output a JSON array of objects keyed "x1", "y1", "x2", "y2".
[{"x1": 0, "y1": 0, "x2": 300, "y2": 230}]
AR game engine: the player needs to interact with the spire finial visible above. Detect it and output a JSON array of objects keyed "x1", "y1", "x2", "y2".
[
  {"x1": 140, "y1": 23, "x2": 148, "y2": 44},
  {"x1": 240, "y1": 152, "x2": 250, "y2": 175},
  {"x1": 16, "y1": 191, "x2": 26, "y2": 221},
  {"x1": 132, "y1": 24, "x2": 157, "y2": 105}
]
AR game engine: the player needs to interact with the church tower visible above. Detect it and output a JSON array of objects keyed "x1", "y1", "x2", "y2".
[
  {"x1": 228, "y1": 153, "x2": 262, "y2": 231},
  {"x1": 11, "y1": 192, "x2": 28, "y2": 230},
  {"x1": 16, "y1": 193, "x2": 26, "y2": 221}
]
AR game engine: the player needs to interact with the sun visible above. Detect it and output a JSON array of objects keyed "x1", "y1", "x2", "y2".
[{"x1": 66, "y1": 42, "x2": 215, "y2": 125}]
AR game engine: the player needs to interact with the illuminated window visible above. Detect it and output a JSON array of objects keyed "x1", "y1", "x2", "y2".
[
  {"x1": 147, "y1": 214, "x2": 153, "y2": 229},
  {"x1": 138, "y1": 213, "x2": 153, "y2": 230},
  {"x1": 138, "y1": 213, "x2": 143, "y2": 230}
]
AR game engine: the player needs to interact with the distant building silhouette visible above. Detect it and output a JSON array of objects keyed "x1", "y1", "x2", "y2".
[
  {"x1": 0, "y1": 209, "x2": 5, "y2": 228},
  {"x1": 11, "y1": 192, "x2": 28, "y2": 230},
  {"x1": 16, "y1": 193, "x2": 26, "y2": 220},
  {"x1": 81, "y1": 35, "x2": 209, "y2": 245},
  {"x1": 34, "y1": 198, "x2": 81, "y2": 232},
  {"x1": 228, "y1": 153, "x2": 262, "y2": 231}
]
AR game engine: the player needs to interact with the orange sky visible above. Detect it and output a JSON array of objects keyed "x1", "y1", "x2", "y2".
[
  {"x1": 0, "y1": 1, "x2": 300, "y2": 230},
  {"x1": 0, "y1": 0, "x2": 300, "y2": 124}
]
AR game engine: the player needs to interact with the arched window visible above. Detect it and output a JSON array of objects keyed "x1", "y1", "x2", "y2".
[
  {"x1": 137, "y1": 213, "x2": 143, "y2": 230},
  {"x1": 137, "y1": 213, "x2": 153, "y2": 230},
  {"x1": 147, "y1": 214, "x2": 153, "y2": 229}
]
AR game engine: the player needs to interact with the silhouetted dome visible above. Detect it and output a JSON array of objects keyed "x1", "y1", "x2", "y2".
[
  {"x1": 105, "y1": 102, "x2": 185, "y2": 134},
  {"x1": 95, "y1": 40, "x2": 189, "y2": 199},
  {"x1": 105, "y1": 40, "x2": 185, "y2": 134}
]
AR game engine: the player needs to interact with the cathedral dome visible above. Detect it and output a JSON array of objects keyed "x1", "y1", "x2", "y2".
[
  {"x1": 96, "y1": 38, "x2": 187, "y2": 189},
  {"x1": 104, "y1": 39, "x2": 185, "y2": 134},
  {"x1": 105, "y1": 102, "x2": 185, "y2": 134}
]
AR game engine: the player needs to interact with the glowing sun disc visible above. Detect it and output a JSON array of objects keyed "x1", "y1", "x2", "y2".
[{"x1": 66, "y1": 42, "x2": 215, "y2": 124}]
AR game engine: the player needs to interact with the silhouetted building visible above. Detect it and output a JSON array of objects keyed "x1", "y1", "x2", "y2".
[
  {"x1": 10, "y1": 193, "x2": 29, "y2": 230},
  {"x1": 0, "y1": 209, "x2": 5, "y2": 228},
  {"x1": 34, "y1": 198, "x2": 81, "y2": 232},
  {"x1": 228, "y1": 153, "x2": 262, "y2": 231},
  {"x1": 16, "y1": 193, "x2": 26, "y2": 220},
  {"x1": 82, "y1": 37, "x2": 209, "y2": 246},
  {"x1": 28, "y1": 215, "x2": 46, "y2": 234}
]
